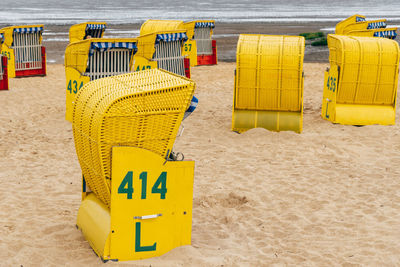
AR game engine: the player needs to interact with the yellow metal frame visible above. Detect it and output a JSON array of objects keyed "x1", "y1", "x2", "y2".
[
  {"x1": 335, "y1": 14, "x2": 366, "y2": 34},
  {"x1": 321, "y1": 34, "x2": 399, "y2": 125},
  {"x1": 133, "y1": 29, "x2": 187, "y2": 71},
  {"x1": 69, "y1": 22, "x2": 107, "y2": 43},
  {"x1": 232, "y1": 34, "x2": 305, "y2": 133},
  {"x1": 64, "y1": 37, "x2": 138, "y2": 122},
  {"x1": 0, "y1": 24, "x2": 44, "y2": 78}
]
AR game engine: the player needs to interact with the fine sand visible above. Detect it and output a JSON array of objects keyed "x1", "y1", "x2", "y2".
[{"x1": 1, "y1": 63, "x2": 400, "y2": 266}]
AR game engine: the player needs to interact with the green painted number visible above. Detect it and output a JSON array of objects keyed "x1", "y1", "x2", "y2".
[
  {"x1": 118, "y1": 171, "x2": 134, "y2": 199},
  {"x1": 73, "y1": 80, "x2": 78, "y2": 94},
  {"x1": 151, "y1": 172, "x2": 167, "y2": 199},
  {"x1": 185, "y1": 43, "x2": 192, "y2": 52},
  {"x1": 67, "y1": 80, "x2": 72, "y2": 93},
  {"x1": 136, "y1": 65, "x2": 151, "y2": 71},
  {"x1": 139, "y1": 172, "x2": 147, "y2": 199}
]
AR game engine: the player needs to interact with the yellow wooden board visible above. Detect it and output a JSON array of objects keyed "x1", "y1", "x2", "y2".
[{"x1": 110, "y1": 146, "x2": 194, "y2": 260}]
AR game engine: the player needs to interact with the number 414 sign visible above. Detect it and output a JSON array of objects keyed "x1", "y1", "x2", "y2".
[{"x1": 109, "y1": 147, "x2": 194, "y2": 261}]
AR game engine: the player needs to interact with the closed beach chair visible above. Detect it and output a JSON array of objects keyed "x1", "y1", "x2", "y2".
[
  {"x1": 232, "y1": 34, "x2": 305, "y2": 133},
  {"x1": 134, "y1": 30, "x2": 190, "y2": 78},
  {"x1": 0, "y1": 32, "x2": 9, "y2": 90},
  {"x1": 73, "y1": 69, "x2": 195, "y2": 261},
  {"x1": 321, "y1": 34, "x2": 400, "y2": 125},
  {"x1": 69, "y1": 22, "x2": 107, "y2": 43},
  {"x1": 64, "y1": 38, "x2": 138, "y2": 122},
  {"x1": 0, "y1": 25, "x2": 46, "y2": 78}
]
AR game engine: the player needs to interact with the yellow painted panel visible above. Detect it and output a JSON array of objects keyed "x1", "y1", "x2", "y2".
[
  {"x1": 0, "y1": 46, "x2": 15, "y2": 78},
  {"x1": 72, "y1": 69, "x2": 195, "y2": 207},
  {"x1": 341, "y1": 19, "x2": 387, "y2": 34},
  {"x1": 133, "y1": 55, "x2": 158, "y2": 72},
  {"x1": 335, "y1": 104, "x2": 395, "y2": 125},
  {"x1": 109, "y1": 146, "x2": 194, "y2": 261},
  {"x1": 65, "y1": 67, "x2": 90, "y2": 122}
]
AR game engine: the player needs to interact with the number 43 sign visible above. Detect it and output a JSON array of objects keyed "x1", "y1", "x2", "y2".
[{"x1": 109, "y1": 147, "x2": 194, "y2": 261}]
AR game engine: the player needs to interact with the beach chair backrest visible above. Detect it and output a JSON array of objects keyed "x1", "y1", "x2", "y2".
[
  {"x1": 85, "y1": 41, "x2": 136, "y2": 80},
  {"x1": 72, "y1": 69, "x2": 195, "y2": 207},
  {"x1": 152, "y1": 33, "x2": 187, "y2": 76},
  {"x1": 193, "y1": 22, "x2": 214, "y2": 55},
  {"x1": 328, "y1": 34, "x2": 399, "y2": 105},
  {"x1": 11, "y1": 26, "x2": 43, "y2": 71}
]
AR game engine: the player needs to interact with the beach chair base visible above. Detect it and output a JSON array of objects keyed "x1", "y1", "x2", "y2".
[
  {"x1": 321, "y1": 67, "x2": 396, "y2": 125},
  {"x1": 77, "y1": 147, "x2": 194, "y2": 261},
  {"x1": 14, "y1": 47, "x2": 47, "y2": 78},
  {"x1": 0, "y1": 57, "x2": 8, "y2": 90},
  {"x1": 322, "y1": 102, "x2": 396, "y2": 125},
  {"x1": 196, "y1": 40, "x2": 217, "y2": 66},
  {"x1": 232, "y1": 109, "x2": 303, "y2": 133}
]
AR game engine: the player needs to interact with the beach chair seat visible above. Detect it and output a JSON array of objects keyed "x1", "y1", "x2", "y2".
[
  {"x1": 232, "y1": 34, "x2": 305, "y2": 133},
  {"x1": 69, "y1": 22, "x2": 107, "y2": 43},
  {"x1": 73, "y1": 69, "x2": 195, "y2": 261},
  {"x1": 0, "y1": 25, "x2": 46, "y2": 78},
  {"x1": 64, "y1": 38, "x2": 138, "y2": 122},
  {"x1": 321, "y1": 34, "x2": 400, "y2": 125}
]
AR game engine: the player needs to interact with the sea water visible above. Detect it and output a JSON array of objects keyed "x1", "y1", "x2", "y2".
[{"x1": 0, "y1": 0, "x2": 399, "y2": 25}]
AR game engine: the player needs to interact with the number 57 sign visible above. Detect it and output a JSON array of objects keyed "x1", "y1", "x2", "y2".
[{"x1": 110, "y1": 146, "x2": 194, "y2": 261}]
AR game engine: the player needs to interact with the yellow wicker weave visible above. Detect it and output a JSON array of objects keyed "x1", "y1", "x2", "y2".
[{"x1": 72, "y1": 68, "x2": 195, "y2": 207}]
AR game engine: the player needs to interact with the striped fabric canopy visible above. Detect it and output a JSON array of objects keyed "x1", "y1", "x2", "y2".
[
  {"x1": 13, "y1": 26, "x2": 43, "y2": 34},
  {"x1": 155, "y1": 32, "x2": 188, "y2": 44},
  {"x1": 374, "y1": 30, "x2": 397, "y2": 39},
  {"x1": 89, "y1": 42, "x2": 137, "y2": 56},
  {"x1": 367, "y1": 21, "x2": 386, "y2": 29},
  {"x1": 86, "y1": 24, "x2": 106, "y2": 30},
  {"x1": 183, "y1": 96, "x2": 198, "y2": 120},
  {"x1": 356, "y1": 17, "x2": 366, "y2": 22},
  {"x1": 0, "y1": 32, "x2": 4, "y2": 44},
  {"x1": 195, "y1": 22, "x2": 215, "y2": 28}
]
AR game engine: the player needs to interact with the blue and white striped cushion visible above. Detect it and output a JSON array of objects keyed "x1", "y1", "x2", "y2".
[
  {"x1": 195, "y1": 22, "x2": 215, "y2": 28},
  {"x1": 0, "y1": 33, "x2": 4, "y2": 44},
  {"x1": 373, "y1": 30, "x2": 397, "y2": 39},
  {"x1": 89, "y1": 42, "x2": 137, "y2": 56},
  {"x1": 155, "y1": 32, "x2": 188, "y2": 44},
  {"x1": 13, "y1": 26, "x2": 43, "y2": 34},
  {"x1": 86, "y1": 23, "x2": 106, "y2": 30},
  {"x1": 183, "y1": 96, "x2": 198, "y2": 120},
  {"x1": 356, "y1": 17, "x2": 366, "y2": 22},
  {"x1": 367, "y1": 21, "x2": 387, "y2": 29}
]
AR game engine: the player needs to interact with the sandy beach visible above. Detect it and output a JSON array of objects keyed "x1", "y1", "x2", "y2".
[{"x1": 1, "y1": 61, "x2": 400, "y2": 266}]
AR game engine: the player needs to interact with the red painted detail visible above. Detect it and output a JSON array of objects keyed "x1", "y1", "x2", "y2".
[
  {"x1": 184, "y1": 57, "x2": 190, "y2": 78},
  {"x1": 0, "y1": 56, "x2": 9, "y2": 90},
  {"x1": 197, "y1": 40, "x2": 218, "y2": 66},
  {"x1": 15, "y1": 46, "x2": 47, "y2": 78}
]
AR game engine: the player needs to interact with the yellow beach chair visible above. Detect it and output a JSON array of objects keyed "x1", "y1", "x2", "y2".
[
  {"x1": 0, "y1": 25, "x2": 46, "y2": 78},
  {"x1": 64, "y1": 38, "x2": 138, "y2": 122},
  {"x1": 69, "y1": 22, "x2": 107, "y2": 43},
  {"x1": 134, "y1": 30, "x2": 190, "y2": 77},
  {"x1": 232, "y1": 34, "x2": 305, "y2": 133},
  {"x1": 0, "y1": 31, "x2": 8, "y2": 90},
  {"x1": 321, "y1": 34, "x2": 400, "y2": 125},
  {"x1": 73, "y1": 69, "x2": 195, "y2": 261},
  {"x1": 336, "y1": 15, "x2": 387, "y2": 35}
]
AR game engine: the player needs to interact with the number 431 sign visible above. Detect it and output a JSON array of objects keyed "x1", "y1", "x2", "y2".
[{"x1": 109, "y1": 147, "x2": 194, "y2": 261}]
